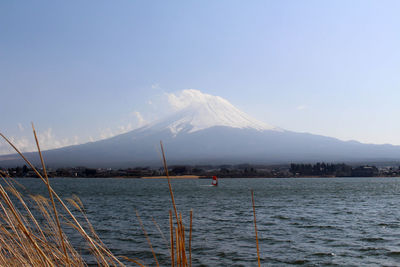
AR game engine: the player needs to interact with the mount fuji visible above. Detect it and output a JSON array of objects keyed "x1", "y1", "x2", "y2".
[{"x1": 2, "y1": 89, "x2": 400, "y2": 168}]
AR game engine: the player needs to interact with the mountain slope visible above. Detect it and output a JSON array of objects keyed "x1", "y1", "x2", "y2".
[{"x1": 1, "y1": 90, "x2": 400, "y2": 167}]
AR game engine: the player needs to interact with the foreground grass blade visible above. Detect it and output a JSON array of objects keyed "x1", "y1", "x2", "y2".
[
  {"x1": 135, "y1": 209, "x2": 159, "y2": 267},
  {"x1": 0, "y1": 131, "x2": 125, "y2": 266},
  {"x1": 189, "y1": 209, "x2": 193, "y2": 267},
  {"x1": 31, "y1": 123, "x2": 71, "y2": 266},
  {"x1": 251, "y1": 189, "x2": 261, "y2": 267}
]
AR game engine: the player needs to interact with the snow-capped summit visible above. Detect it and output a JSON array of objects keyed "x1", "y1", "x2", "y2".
[{"x1": 145, "y1": 89, "x2": 279, "y2": 135}]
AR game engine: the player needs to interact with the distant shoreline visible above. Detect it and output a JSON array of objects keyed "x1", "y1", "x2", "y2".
[
  {"x1": 140, "y1": 175, "x2": 200, "y2": 179},
  {"x1": 80, "y1": 175, "x2": 400, "y2": 179}
]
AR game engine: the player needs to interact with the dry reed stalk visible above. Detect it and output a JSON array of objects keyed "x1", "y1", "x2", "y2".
[
  {"x1": 0, "y1": 170, "x2": 26, "y2": 189},
  {"x1": 6, "y1": 184, "x2": 62, "y2": 258},
  {"x1": 160, "y1": 141, "x2": 191, "y2": 267},
  {"x1": 0, "y1": 181, "x2": 82, "y2": 266},
  {"x1": 179, "y1": 213, "x2": 187, "y2": 266},
  {"x1": 160, "y1": 141, "x2": 179, "y2": 222},
  {"x1": 0, "y1": 183, "x2": 29, "y2": 246},
  {"x1": 0, "y1": 131, "x2": 127, "y2": 266},
  {"x1": 66, "y1": 196, "x2": 111, "y2": 256},
  {"x1": 0, "y1": 182, "x2": 53, "y2": 266},
  {"x1": 0, "y1": 128, "x2": 198, "y2": 266},
  {"x1": 0, "y1": 178, "x2": 78, "y2": 263},
  {"x1": 0, "y1": 203, "x2": 31, "y2": 263},
  {"x1": 0, "y1": 214, "x2": 31, "y2": 264},
  {"x1": 120, "y1": 256, "x2": 146, "y2": 267},
  {"x1": 251, "y1": 189, "x2": 261, "y2": 267},
  {"x1": 177, "y1": 229, "x2": 182, "y2": 267},
  {"x1": 31, "y1": 195, "x2": 57, "y2": 234},
  {"x1": 151, "y1": 216, "x2": 170, "y2": 251},
  {"x1": 6, "y1": 185, "x2": 47, "y2": 242},
  {"x1": 0, "y1": 132, "x2": 123, "y2": 266},
  {"x1": 175, "y1": 227, "x2": 180, "y2": 267},
  {"x1": 169, "y1": 210, "x2": 174, "y2": 267},
  {"x1": 0, "y1": 174, "x2": 47, "y2": 243},
  {"x1": 31, "y1": 123, "x2": 71, "y2": 266},
  {"x1": 189, "y1": 209, "x2": 192, "y2": 267},
  {"x1": 135, "y1": 209, "x2": 160, "y2": 267}
]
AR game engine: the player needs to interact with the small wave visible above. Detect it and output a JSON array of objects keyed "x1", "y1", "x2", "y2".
[
  {"x1": 258, "y1": 237, "x2": 291, "y2": 243},
  {"x1": 360, "y1": 237, "x2": 386, "y2": 242},
  {"x1": 312, "y1": 252, "x2": 335, "y2": 257},
  {"x1": 386, "y1": 251, "x2": 400, "y2": 257},
  {"x1": 378, "y1": 223, "x2": 399, "y2": 228},
  {"x1": 358, "y1": 247, "x2": 379, "y2": 252},
  {"x1": 272, "y1": 215, "x2": 290, "y2": 220},
  {"x1": 114, "y1": 237, "x2": 137, "y2": 242},
  {"x1": 285, "y1": 259, "x2": 310, "y2": 265},
  {"x1": 299, "y1": 225, "x2": 336, "y2": 230},
  {"x1": 297, "y1": 216, "x2": 313, "y2": 222}
]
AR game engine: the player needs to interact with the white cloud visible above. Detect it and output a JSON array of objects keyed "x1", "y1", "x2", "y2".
[
  {"x1": 17, "y1": 123, "x2": 24, "y2": 132},
  {"x1": 0, "y1": 144, "x2": 16, "y2": 155},
  {"x1": 166, "y1": 89, "x2": 226, "y2": 111},
  {"x1": 0, "y1": 128, "x2": 82, "y2": 155},
  {"x1": 98, "y1": 112, "x2": 147, "y2": 140},
  {"x1": 99, "y1": 128, "x2": 115, "y2": 140},
  {"x1": 296, "y1": 105, "x2": 308, "y2": 111},
  {"x1": 166, "y1": 89, "x2": 202, "y2": 110},
  {"x1": 131, "y1": 111, "x2": 146, "y2": 127},
  {"x1": 0, "y1": 133, "x2": 38, "y2": 155},
  {"x1": 37, "y1": 128, "x2": 80, "y2": 150},
  {"x1": 118, "y1": 123, "x2": 133, "y2": 134},
  {"x1": 151, "y1": 83, "x2": 160, "y2": 89},
  {"x1": 98, "y1": 125, "x2": 131, "y2": 140}
]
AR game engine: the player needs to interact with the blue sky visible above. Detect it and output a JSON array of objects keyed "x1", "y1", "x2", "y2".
[{"x1": 1, "y1": 1, "x2": 400, "y2": 154}]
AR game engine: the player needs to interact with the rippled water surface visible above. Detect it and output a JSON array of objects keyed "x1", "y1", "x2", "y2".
[{"x1": 13, "y1": 177, "x2": 400, "y2": 266}]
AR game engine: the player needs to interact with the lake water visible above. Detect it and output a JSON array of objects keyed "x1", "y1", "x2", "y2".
[{"x1": 10, "y1": 177, "x2": 400, "y2": 266}]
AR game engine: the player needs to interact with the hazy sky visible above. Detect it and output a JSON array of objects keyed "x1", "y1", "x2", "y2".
[{"x1": 1, "y1": 0, "x2": 400, "y2": 154}]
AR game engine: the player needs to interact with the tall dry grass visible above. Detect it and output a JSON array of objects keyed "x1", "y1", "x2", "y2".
[
  {"x1": 159, "y1": 141, "x2": 193, "y2": 267},
  {"x1": 0, "y1": 126, "x2": 126, "y2": 266},
  {"x1": 0, "y1": 127, "x2": 194, "y2": 266},
  {"x1": 0, "y1": 126, "x2": 261, "y2": 266}
]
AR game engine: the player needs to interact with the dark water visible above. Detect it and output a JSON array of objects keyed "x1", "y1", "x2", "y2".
[{"x1": 11, "y1": 177, "x2": 400, "y2": 266}]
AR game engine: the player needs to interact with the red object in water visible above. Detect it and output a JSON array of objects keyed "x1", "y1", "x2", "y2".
[{"x1": 212, "y1": 176, "x2": 218, "y2": 186}]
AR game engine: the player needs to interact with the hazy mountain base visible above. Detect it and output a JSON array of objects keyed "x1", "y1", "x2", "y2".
[{"x1": 1, "y1": 126, "x2": 400, "y2": 168}]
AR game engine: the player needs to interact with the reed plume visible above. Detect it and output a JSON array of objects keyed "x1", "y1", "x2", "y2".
[{"x1": 0, "y1": 128, "x2": 125, "y2": 266}]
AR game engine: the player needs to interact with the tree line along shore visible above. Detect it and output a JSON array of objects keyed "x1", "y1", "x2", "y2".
[{"x1": 2, "y1": 162, "x2": 400, "y2": 178}]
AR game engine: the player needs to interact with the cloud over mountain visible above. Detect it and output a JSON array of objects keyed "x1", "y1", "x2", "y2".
[{"x1": 161, "y1": 89, "x2": 277, "y2": 134}]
